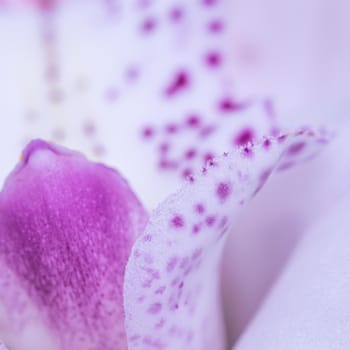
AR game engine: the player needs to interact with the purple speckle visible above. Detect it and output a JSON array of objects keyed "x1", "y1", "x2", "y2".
[
  {"x1": 169, "y1": 6, "x2": 184, "y2": 21},
  {"x1": 202, "y1": 0, "x2": 218, "y2": 6},
  {"x1": 167, "y1": 257, "x2": 178, "y2": 272},
  {"x1": 141, "y1": 17, "x2": 157, "y2": 33},
  {"x1": 142, "y1": 126, "x2": 155, "y2": 140},
  {"x1": 148, "y1": 303, "x2": 162, "y2": 315},
  {"x1": 165, "y1": 123, "x2": 179, "y2": 134},
  {"x1": 184, "y1": 148, "x2": 197, "y2": 160},
  {"x1": 171, "y1": 215, "x2": 185, "y2": 228},
  {"x1": 218, "y1": 97, "x2": 247, "y2": 113},
  {"x1": 185, "y1": 114, "x2": 201, "y2": 128},
  {"x1": 208, "y1": 19, "x2": 224, "y2": 33},
  {"x1": 287, "y1": 142, "x2": 306, "y2": 156},
  {"x1": 205, "y1": 51, "x2": 222, "y2": 67},
  {"x1": 164, "y1": 70, "x2": 190, "y2": 97},
  {"x1": 216, "y1": 182, "x2": 232, "y2": 202},
  {"x1": 234, "y1": 128, "x2": 255, "y2": 146},
  {"x1": 205, "y1": 215, "x2": 216, "y2": 226},
  {"x1": 195, "y1": 203, "x2": 205, "y2": 214}
]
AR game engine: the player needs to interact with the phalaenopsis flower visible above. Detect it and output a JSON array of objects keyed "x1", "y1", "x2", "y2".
[{"x1": 0, "y1": 1, "x2": 350, "y2": 349}]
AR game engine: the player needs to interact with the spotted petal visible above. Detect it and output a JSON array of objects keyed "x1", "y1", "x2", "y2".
[
  {"x1": 0, "y1": 140, "x2": 147, "y2": 350},
  {"x1": 124, "y1": 128, "x2": 329, "y2": 350},
  {"x1": 0, "y1": 0, "x2": 275, "y2": 208}
]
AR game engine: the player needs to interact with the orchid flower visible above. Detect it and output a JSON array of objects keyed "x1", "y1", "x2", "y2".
[{"x1": 0, "y1": 1, "x2": 350, "y2": 350}]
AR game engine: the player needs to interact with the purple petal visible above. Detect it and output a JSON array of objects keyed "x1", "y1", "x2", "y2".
[
  {"x1": 235, "y1": 192, "x2": 350, "y2": 349},
  {"x1": 124, "y1": 128, "x2": 329, "y2": 350},
  {"x1": 0, "y1": 140, "x2": 147, "y2": 350}
]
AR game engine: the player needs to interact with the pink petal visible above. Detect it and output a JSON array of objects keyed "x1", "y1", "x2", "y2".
[
  {"x1": 0, "y1": 341, "x2": 8, "y2": 350},
  {"x1": 0, "y1": 0, "x2": 275, "y2": 208},
  {"x1": 124, "y1": 128, "x2": 329, "y2": 350},
  {"x1": 0, "y1": 140, "x2": 147, "y2": 349},
  {"x1": 235, "y1": 191, "x2": 350, "y2": 349}
]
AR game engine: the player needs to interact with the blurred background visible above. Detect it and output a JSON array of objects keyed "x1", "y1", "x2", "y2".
[{"x1": 0, "y1": 0, "x2": 349, "y2": 209}]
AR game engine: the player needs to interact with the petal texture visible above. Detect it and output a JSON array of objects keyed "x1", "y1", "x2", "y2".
[
  {"x1": 0, "y1": 140, "x2": 147, "y2": 350},
  {"x1": 124, "y1": 128, "x2": 329, "y2": 350},
  {"x1": 235, "y1": 192, "x2": 350, "y2": 349}
]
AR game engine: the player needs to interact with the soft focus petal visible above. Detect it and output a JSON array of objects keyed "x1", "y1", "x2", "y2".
[
  {"x1": 222, "y1": 123, "x2": 350, "y2": 343},
  {"x1": 0, "y1": 0, "x2": 275, "y2": 208},
  {"x1": 0, "y1": 140, "x2": 147, "y2": 349},
  {"x1": 235, "y1": 191, "x2": 350, "y2": 349},
  {"x1": 0, "y1": 341, "x2": 7, "y2": 350},
  {"x1": 124, "y1": 128, "x2": 328, "y2": 350}
]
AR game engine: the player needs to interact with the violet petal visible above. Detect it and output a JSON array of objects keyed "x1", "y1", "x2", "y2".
[{"x1": 0, "y1": 140, "x2": 147, "y2": 350}]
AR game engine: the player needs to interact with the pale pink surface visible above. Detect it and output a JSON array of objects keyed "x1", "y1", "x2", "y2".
[{"x1": 235, "y1": 188, "x2": 350, "y2": 349}]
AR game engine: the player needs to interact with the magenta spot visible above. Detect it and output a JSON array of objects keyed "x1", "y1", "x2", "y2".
[
  {"x1": 218, "y1": 97, "x2": 247, "y2": 113},
  {"x1": 141, "y1": 17, "x2": 157, "y2": 33},
  {"x1": 158, "y1": 142, "x2": 170, "y2": 153},
  {"x1": 234, "y1": 128, "x2": 255, "y2": 146},
  {"x1": 185, "y1": 148, "x2": 197, "y2": 160},
  {"x1": 242, "y1": 146, "x2": 254, "y2": 158},
  {"x1": 216, "y1": 182, "x2": 232, "y2": 202},
  {"x1": 263, "y1": 138, "x2": 272, "y2": 149},
  {"x1": 143, "y1": 234, "x2": 153, "y2": 242},
  {"x1": 200, "y1": 125, "x2": 216, "y2": 138},
  {"x1": 158, "y1": 159, "x2": 178, "y2": 170},
  {"x1": 165, "y1": 123, "x2": 179, "y2": 134},
  {"x1": 167, "y1": 257, "x2": 178, "y2": 272},
  {"x1": 171, "y1": 215, "x2": 185, "y2": 228},
  {"x1": 278, "y1": 134, "x2": 287, "y2": 143},
  {"x1": 164, "y1": 70, "x2": 190, "y2": 97},
  {"x1": 83, "y1": 121, "x2": 96, "y2": 138},
  {"x1": 278, "y1": 161, "x2": 294, "y2": 171},
  {"x1": 155, "y1": 318, "x2": 165, "y2": 329},
  {"x1": 192, "y1": 224, "x2": 201, "y2": 235},
  {"x1": 37, "y1": 0, "x2": 57, "y2": 12},
  {"x1": 202, "y1": 0, "x2": 218, "y2": 6},
  {"x1": 205, "y1": 215, "x2": 216, "y2": 226},
  {"x1": 203, "y1": 152, "x2": 214, "y2": 164},
  {"x1": 125, "y1": 66, "x2": 140, "y2": 81},
  {"x1": 169, "y1": 6, "x2": 184, "y2": 21},
  {"x1": 142, "y1": 126, "x2": 155, "y2": 140},
  {"x1": 148, "y1": 303, "x2": 162, "y2": 315},
  {"x1": 287, "y1": 142, "x2": 306, "y2": 156},
  {"x1": 205, "y1": 51, "x2": 222, "y2": 67},
  {"x1": 208, "y1": 19, "x2": 224, "y2": 33},
  {"x1": 186, "y1": 114, "x2": 201, "y2": 128},
  {"x1": 195, "y1": 203, "x2": 205, "y2": 214},
  {"x1": 182, "y1": 168, "x2": 193, "y2": 179},
  {"x1": 155, "y1": 286, "x2": 166, "y2": 295}
]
